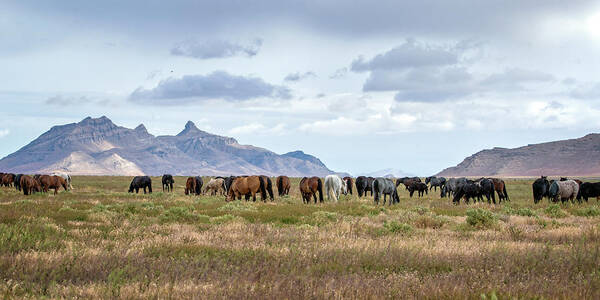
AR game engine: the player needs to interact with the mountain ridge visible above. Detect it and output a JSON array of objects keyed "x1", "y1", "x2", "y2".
[
  {"x1": 0, "y1": 116, "x2": 335, "y2": 176},
  {"x1": 437, "y1": 133, "x2": 600, "y2": 177}
]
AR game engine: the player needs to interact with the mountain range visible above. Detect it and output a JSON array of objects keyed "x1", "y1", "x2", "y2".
[
  {"x1": 0, "y1": 116, "x2": 335, "y2": 176},
  {"x1": 437, "y1": 133, "x2": 600, "y2": 177}
]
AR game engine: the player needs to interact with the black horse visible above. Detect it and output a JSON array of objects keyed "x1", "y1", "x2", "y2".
[
  {"x1": 476, "y1": 178, "x2": 496, "y2": 204},
  {"x1": 162, "y1": 174, "x2": 175, "y2": 192},
  {"x1": 578, "y1": 182, "x2": 600, "y2": 202},
  {"x1": 408, "y1": 182, "x2": 428, "y2": 198},
  {"x1": 532, "y1": 176, "x2": 550, "y2": 204},
  {"x1": 356, "y1": 176, "x2": 368, "y2": 197},
  {"x1": 365, "y1": 177, "x2": 375, "y2": 196},
  {"x1": 452, "y1": 181, "x2": 480, "y2": 204},
  {"x1": 128, "y1": 176, "x2": 152, "y2": 194},
  {"x1": 14, "y1": 174, "x2": 23, "y2": 191},
  {"x1": 222, "y1": 176, "x2": 237, "y2": 194},
  {"x1": 194, "y1": 176, "x2": 204, "y2": 195}
]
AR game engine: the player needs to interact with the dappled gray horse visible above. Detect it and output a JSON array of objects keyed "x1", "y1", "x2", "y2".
[{"x1": 373, "y1": 177, "x2": 400, "y2": 205}]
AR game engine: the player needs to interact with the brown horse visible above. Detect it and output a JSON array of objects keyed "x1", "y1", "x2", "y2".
[
  {"x1": 299, "y1": 176, "x2": 323, "y2": 204},
  {"x1": 276, "y1": 175, "x2": 291, "y2": 196},
  {"x1": 185, "y1": 177, "x2": 197, "y2": 195},
  {"x1": 1, "y1": 173, "x2": 15, "y2": 187},
  {"x1": 260, "y1": 175, "x2": 275, "y2": 201},
  {"x1": 38, "y1": 175, "x2": 67, "y2": 195},
  {"x1": 20, "y1": 175, "x2": 41, "y2": 195},
  {"x1": 490, "y1": 178, "x2": 509, "y2": 202},
  {"x1": 343, "y1": 177, "x2": 353, "y2": 195},
  {"x1": 227, "y1": 175, "x2": 266, "y2": 202}
]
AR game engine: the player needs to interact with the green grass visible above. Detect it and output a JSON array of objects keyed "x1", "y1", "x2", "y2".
[{"x1": 0, "y1": 175, "x2": 599, "y2": 299}]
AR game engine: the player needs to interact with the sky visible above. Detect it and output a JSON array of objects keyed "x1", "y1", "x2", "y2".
[{"x1": 2, "y1": 1, "x2": 600, "y2": 176}]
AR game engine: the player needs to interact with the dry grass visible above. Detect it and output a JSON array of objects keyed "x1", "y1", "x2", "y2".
[{"x1": 1, "y1": 176, "x2": 599, "y2": 299}]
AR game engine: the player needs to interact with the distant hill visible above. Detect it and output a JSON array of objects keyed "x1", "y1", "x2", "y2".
[
  {"x1": 437, "y1": 134, "x2": 600, "y2": 177},
  {"x1": 364, "y1": 168, "x2": 415, "y2": 178},
  {"x1": 0, "y1": 116, "x2": 335, "y2": 176}
]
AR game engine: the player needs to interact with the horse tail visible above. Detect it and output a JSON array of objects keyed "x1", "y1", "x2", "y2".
[
  {"x1": 503, "y1": 183, "x2": 509, "y2": 201},
  {"x1": 258, "y1": 176, "x2": 267, "y2": 201},
  {"x1": 372, "y1": 179, "x2": 378, "y2": 202},
  {"x1": 317, "y1": 178, "x2": 324, "y2": 202},
  {"x1": 267, "y1": 177, "x2": 274, "y2": 200},
  {"x1": 277, "y1": 177, "x2": 283, "y2": 196}
]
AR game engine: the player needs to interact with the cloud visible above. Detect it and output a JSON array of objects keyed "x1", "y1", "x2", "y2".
[
  {"x1": 130, "y1": 71, "x2": 292, "y2": 103},
  {"x1": 45, "y1": 95, "x2": 106, "y2": 106},
  {"x1": 0, "y1": 129, "x2": 9, "y2": 138},
  {"x1": 351, "y1": 39, "x2": 458, "y2": 72},
  {"x1": 170, "y1": 38, "x2": 262, "y2": 59},
  {"x1": 329, "y1": 68, "x2": 348, "y2": 79},
  {"x1": 569, "y1": 82, "x2": 600, "y2": 100},
  {"x1": 284, "y1": 71, "x2": 316, "y2": 82},
  {"x1": 481, "y1": 68, "x2": 555, "y2": 89},
  {"x1": 228, "y1": 122, "x2": 286, "y2": 135}
]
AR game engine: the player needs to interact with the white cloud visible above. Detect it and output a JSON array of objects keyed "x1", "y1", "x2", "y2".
[{"x1": 0, "y1": 129, "x2": 9, "y2": 138}]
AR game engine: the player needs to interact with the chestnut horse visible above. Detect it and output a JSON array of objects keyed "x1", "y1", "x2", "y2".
[
  {"x1": 299, "y1": 176, "x2": 323, "y2": 204},
  {"x1": 20, "y1": 175, "x2": 41, "y2": 195},
  {"x1": 343, "y1": 177, "x2": 353, "y2": 195},
  {"x1": 276, "y1": 176, "x2": 291, "y2": 196},
  {"x1": 491, "y1": 178, "x2": 509, "y2": 202},
  {"x1": 38, "y1": 175, "x2": 68, "y2": 195},
  {"x1": 1, "y1": 173, "x2": 15, "y2": 187},
  {"x1": 227, "y1": 175, "x2": 266, "y2": 202},
  {"x1": 185, "y1": 177, "x2": 197, "y2": 195}
]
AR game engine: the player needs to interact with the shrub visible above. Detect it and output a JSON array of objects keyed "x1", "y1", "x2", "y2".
[
  {"x1": 311, "y1": 211, "x2": 341, "y2": 226},
  {"x1": 545, "y1": 204, "x2": 567, "y2": 218},
  {"x1": 0, "y1": 220, "x2": 65, "y2": 254},
  {"x1": 515, "y1": 208, "x2": 537, "y2": 217},
  {"x1": 466, "y1": 208, "x2": 497, "y2": 229},
  {"x1": 573, "y1": 206, "x2": 600, "y2": 217},
  {"x1": 412, "y1": 206, "x2": 430, "y2": 215},
  {"x1": 383, "y1": 220, "x2": 413, "y2": 235},
  {"x1": 217, "y1": 201, "x2": 258, "y2": 212},
  {"x1": 414, "y1": 215, "x2": 447, "y2": 229},
  {"x1": 159, "y1": 206, "x2": 197, "y2": 223}
]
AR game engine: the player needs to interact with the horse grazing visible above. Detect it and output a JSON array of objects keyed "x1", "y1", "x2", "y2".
[
  {"x1": 128, "y1": 176, "x2": 152, "y2": 194},
  {"x1": 20, "y1": 175, "x2": 41, "y2": 195},
  {"x1": 373, "y1": 177, "x2": 399, "y2": 205},
  {"x1": 532, "y1": 176, "x2": 550, "y2": 203},
  {"x1": 476, "y1": 178, "x2": 496, "y2": 204},
  {"x1": 51, "y1": 172, "x2": 73, "y2": 190},
  {"x1": 162, "y1": 174, "x2": 175, "y2": 192},
  {"x1": 204, "y1": 178, "x2": 226, "y2": 196},
  {"x1": 1, "y1": 173, "x2": 15, "y2": 187},
  {"x1": 343, "y1": 177, "x2": 353, "y2": 195},
  {"x1": 425, "y1": 176, "x2": 446, "y2": 191},
  {"x1": 14, "y1": 174, "x2": 23, "y2": 191},
  {"x1": 355, "y1": 176, "x2": 368, "y2": 197},
  {"x1": 579, "y1": 182, "x2": 600, "y2": 202},
  {"x1": 490, "y1": 178, "x2": 509, "y2": 202},
  {"x1": 324, "y1": 175, "x2": 347, "y2": 202},
  {"x1": 260, "y1": 175, "x2": 275, "y2": 201},
  {"x1": 452, "y1": 181, "x2": 481, "y2": 204},
  {"x1": 227, "y1": 176, "x2": 267, "y2": 202},
  {"x1": 222, "y1": 176, "x2": 237, "y2": 194},
  {"x1": 300, "y1": 176, "x2": 324, "y2": 204},
  {"x1": 549, "y1": 180, "x2": 579, "y2": 203},
  {"x1": 276, "y1": 176, "x2": 291, "y2": 196},
  {"x1": 38, "y1": 175, "x2": 68, "y2": 195},
  {"x1": 408, "y1": 182, "x2": 428, "y2": 198},
  {"x1": 185, "y1": 177, "x2": 197, "y2": 195}
]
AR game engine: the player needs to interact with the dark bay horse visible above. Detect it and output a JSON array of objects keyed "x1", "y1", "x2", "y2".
[
  {"x1": 260, "y1": 175, "x2": 274, "y2": 201},
  {"x1": 20, "y1": 175, "x2": 41, "y2": 195},
  {"x1": 300, "y1": 176, "x2": 323, "y2": 204},
  {"x1": 276, "y1": 176, "x2": 291, "y2": 196},
  {"x1": 408, "y1": 182, "x2": 428, "y2": 198},
  {"x1": 185, "y1": 177, "x2": 197, "y2": 195},
  {"x1": 490, "y1": 178, "x2": 509, "y2": 202},
  {"x1": 356, "y1": 176, "x2": 368, "y2": 197},
  {"x1": 162, "y1": 174, "x2": 175, "y2": 192},
  {"x1": 532, "y1": 176, "x2": 550, "y2": 203},
  {"x1": 343, "y1": 177, "x2": 353, "y2": 195}
]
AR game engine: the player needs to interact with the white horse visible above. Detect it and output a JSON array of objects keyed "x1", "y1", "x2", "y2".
[
  {"x1": 51, "y1": 171, "x2": 73, "y2": 190},
  {"x1": 324, "y1": 175, "x2": 347, "y2": 202}
]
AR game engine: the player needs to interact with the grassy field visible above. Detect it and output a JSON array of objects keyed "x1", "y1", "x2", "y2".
[{"x1": 1, "y1": 176, "x2": 599, "y2": 299}]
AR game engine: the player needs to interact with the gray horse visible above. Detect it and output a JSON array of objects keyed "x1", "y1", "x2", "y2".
[
  {"x1": 372, "y1": 177, "x2": 400, "y2": 205},
  {"x1": 426, "y1": 176, "x2": 446, "y2": 192}
]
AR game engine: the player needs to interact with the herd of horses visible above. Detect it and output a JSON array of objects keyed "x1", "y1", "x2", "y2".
[
  {"x1": 2, "y1": 171, "x2": 599, "y2": 205},
  {"x1": 0, "y1": 172, "x2": 72, "y2": 195}
]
